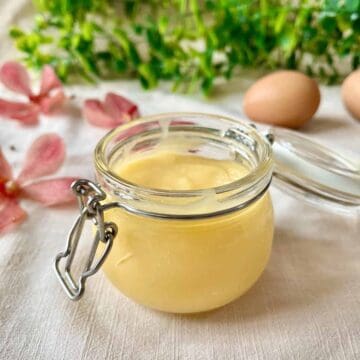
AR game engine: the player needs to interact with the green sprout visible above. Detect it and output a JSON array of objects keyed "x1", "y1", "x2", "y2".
[{"x1": 9, "y1": 0, "x2": 360, "y2": 94}]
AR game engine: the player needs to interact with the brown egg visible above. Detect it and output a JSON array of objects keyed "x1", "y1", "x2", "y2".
[
  {"x1": 243, "y1": 70, "x2": 321, "y2": 129},
  {"x1": 342, "y1": 70, "x2": 360, "y2": 121}
]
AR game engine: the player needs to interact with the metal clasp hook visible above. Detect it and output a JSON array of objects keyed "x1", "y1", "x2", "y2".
[{"x1": 54, "y1": 180, "x2": 117, "y2": 301}]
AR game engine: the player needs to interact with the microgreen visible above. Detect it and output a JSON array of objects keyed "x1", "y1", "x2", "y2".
[{"x1": 10, "y1": 0, "x2": 360, "y2": 94}]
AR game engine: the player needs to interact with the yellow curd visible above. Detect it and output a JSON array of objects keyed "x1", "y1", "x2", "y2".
[{"x1": 101, "y1": 151, "x2": 273, "y2": 313}]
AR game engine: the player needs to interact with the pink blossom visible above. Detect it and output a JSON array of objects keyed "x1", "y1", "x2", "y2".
[
  {"x1": 83, "y1": 92, "x2": 139, "y2": 128},
  {"x1": 0, "y1": 134, "x2": 78, "y2": 233},
  {"x1": 0, "y1": 62, "x2": 65, "y2": 125}
]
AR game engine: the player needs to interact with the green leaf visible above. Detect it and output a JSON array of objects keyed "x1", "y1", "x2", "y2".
[
  {"x1": 56, "y1": 61, "x2": 70, "y2": 80},
  {"x1": 278, "y1": 29, "x2": 298, "y2": 55},
  {"x1": 113, "y1": 28, "x2": 141, "y2": 65},
  {"x1": 74, "y1": 50, "x2": 99, "y2": 78},
  {"x1": 345, "y1": 0, "x2": 360, "y2": 12},
  {"x1": 352, "y1": 54, "x2": 360, "y2": 69},
  {"x1": 337, "y1": 14, "x2": 352, "y2": 32},
  {"x1": 274, "y1": 8, "x2": 289, "y2": 34},
  {"x1": 319, "y1": 13, "x2": 337, "y2": 32},
  {"x1": 158, "y1": 16, "x2": 169, "y2": 34},
  {"x1": 315, "y1": 39, "x2": 329, "y2": 53},
  {"x1": 34, "y1": 14, "x2": 47, "y2": 30},
  {"x1": 324, "y1": 0, "x2": 340, "y2": 11},
  {"x1": 9, "y1": 27, "x2": 24, "y2": 39},
  {"x1": 15, "y1": 33, "x2": 40, "y2": 52},
  {"x1": 71, "y1": 34, "x2": 82, "y2": 50},
  {"x1": 201, "y1": 76, "x2": 214, "y2": 95},
  {"x1": 113, "y1": 58, "x2": 127, "y2": 72},
  {"x1": 81, "y1": 22, "x2": 94, "y2": 41},
  {"x1": 138, "y1": 63, "x2": 158, "y2": 88}
]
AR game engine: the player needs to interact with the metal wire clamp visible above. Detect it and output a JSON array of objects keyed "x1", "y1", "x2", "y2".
[{"x1": 54, "y1": 179, "x2": 118, "y2": 301}]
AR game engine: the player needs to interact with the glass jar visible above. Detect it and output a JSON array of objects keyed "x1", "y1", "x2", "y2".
[{"x1": 55, "y1": 113, "x2": 360, "y2": 313}]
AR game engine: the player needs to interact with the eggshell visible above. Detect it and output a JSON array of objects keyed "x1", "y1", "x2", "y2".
[
  {"x1": 243, "y1": 70, "x2": 321, "y2": 129},
  {"x1": 341, "y1": 70, "x2": 360, "y2": 121}
]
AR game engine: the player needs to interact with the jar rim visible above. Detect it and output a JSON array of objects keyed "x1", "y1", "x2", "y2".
[{"x1": 94, "y1": 112, "x2": 273, "y2": 217}]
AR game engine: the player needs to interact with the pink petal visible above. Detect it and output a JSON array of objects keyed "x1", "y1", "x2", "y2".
[
  {"x1": 105, "y1": 92, "x2": 139, "y2": 124},
  {"x1": 0, "y1": 99, "x2": 39, "y2": 125},
  {"x1": 21, "y1": 177, "x2": 77, "y2": 206},
  {"x1": 0, "y1": 148, "x2": 13, "y2": 180},
  {"x1": 39, "y1": 90, "x2": 66, "y2": 114},
  {"x1": 39, "y1": 65, "x2": 62, "y2": 96},
  {"x1": 114, "y1": 122, "x2": 153, "y2": 143},
  {"x1": 0, "y1": 61, "x2": 33, "y2": 97},
  {"x1": 17, "y1": 133, "x2": 65, "y2": 184},
  {"x1": 0, "y1": 198, "x2": 27, "y2": 233},
  {"x1": 170, "y1": 120, "x2": 194, "y2": 126},
  {"x1": 82, "y1": 99, "x2": 119, "y2": 128}
]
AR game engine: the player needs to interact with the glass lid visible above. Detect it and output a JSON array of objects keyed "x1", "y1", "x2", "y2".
[
  {"x1": 94, "y1": 112, "x2": 359, "y2": 213},
  {"x1": 268, "y1": 127, "x2": 360, "y2": 212}
]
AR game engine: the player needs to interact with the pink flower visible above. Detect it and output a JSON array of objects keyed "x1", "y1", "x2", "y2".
[
  {"x1": 0, "y1": 62, "x2": 65, "y2": 125},
  {"x1": 0, "y1": 134, "x2": 78, "y2": 233},
  {"x1": 83, "y1": 92, "x2": 139, "y2": 128}
]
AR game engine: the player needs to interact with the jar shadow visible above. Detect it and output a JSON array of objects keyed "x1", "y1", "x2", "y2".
[{"x1": 301, "y1": 115, "x2": 351, "y2": 134}]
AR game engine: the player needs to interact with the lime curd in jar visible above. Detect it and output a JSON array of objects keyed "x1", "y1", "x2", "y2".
[{"x1": 96, "y1": 115, "x2": 274, "y2": 313}]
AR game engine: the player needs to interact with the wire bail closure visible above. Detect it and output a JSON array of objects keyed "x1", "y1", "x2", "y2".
[{"x1": 54, "y1": 179, "x2": 117, "y2": 301}]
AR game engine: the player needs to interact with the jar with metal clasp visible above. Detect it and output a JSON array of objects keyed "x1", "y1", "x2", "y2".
[{"x1": 54, "y1": 113, "x2": 360, "y2": 313}]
